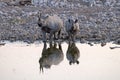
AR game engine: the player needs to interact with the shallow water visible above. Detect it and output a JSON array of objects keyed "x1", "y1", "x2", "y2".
[{"x1": 0, "y1": 42, "x2": 120, "y2": 80}]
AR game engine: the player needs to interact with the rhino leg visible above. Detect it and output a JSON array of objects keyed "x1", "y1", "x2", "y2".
[
  {"x1": 53, "y1": 30, "x2": 61, "y2": 40},
  {"x1": 68, "y1": 32, "x2": 71, "y2": 41},
  {"x1": 42, "y1": 31, "x2": 47, "y2": 42},
  {"x1": 72, "y1": 34, "x2": 76, "y2": 42},
  {"x1": 54, "y1": 33, "x2": 57, "y2": 40},
  {"x1": 58, "y1": 30, "x2": 61, "y2": 39},
  {"x1": 49, "y1": 31, "x2": 54, "y2": 43}
]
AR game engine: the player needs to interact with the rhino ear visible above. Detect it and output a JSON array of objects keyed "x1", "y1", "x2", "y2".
[
  {"x1": 40, "y1": 65, "x2": 44, "y2": 73},
  {"x1": 75, "y1": 19, "x2": 78, "y2": 23},
  {"x1": 76, "y1": 60, "x2": 79, "y2": 64},
  {"x1": 39, "y1": 60, "x2": 44, "y2": 73},
  {"x1": 69, "y1": 61, "x2": 72, "y2": 65}
]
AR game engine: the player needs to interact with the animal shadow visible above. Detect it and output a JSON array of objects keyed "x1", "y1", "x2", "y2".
[
  {"x1": 66, "y1": 42, "x2": 80, "y2": 65},
  {"x1": 39, "y1": 41, "x2": 64, "y2": 73}
]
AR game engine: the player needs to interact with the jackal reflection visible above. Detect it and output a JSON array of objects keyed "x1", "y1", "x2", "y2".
[
  {"x1": 39, "y1": 42, "x2": 64, "y2": 72},
  {"x1": 66, "y1": 42, "x2": 80, "y2": 65}
]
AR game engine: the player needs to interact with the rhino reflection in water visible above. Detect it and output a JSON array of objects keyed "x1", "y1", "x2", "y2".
[
  {"x1": 39, "y1": 42, "x2": 64, "y2": 72},
  {"x1": 66, "y1": 42, "x2": 80, "y2": 65}
]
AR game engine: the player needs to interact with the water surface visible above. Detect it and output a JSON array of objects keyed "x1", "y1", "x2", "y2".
[{"x1": 0, "y1": 42, "x2": 120, "y2": 80}]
